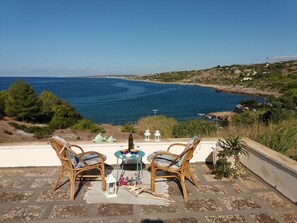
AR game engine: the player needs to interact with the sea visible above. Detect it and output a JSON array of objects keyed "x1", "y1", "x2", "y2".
[{"x1": 0, "y1": 77, "x2": 262, "y2": 125}]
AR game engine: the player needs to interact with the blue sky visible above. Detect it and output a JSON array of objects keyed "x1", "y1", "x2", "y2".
[{"x1": 0, "y1": 0, "x2": 297, "y2": 76}]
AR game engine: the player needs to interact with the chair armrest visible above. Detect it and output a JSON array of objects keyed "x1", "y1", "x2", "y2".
[
  {"x1": 167, "y1": 143, "x2": 187, "y2": 152},
  {"x1": 70, "y1": 144, "x2": 85, "y2": 153}
]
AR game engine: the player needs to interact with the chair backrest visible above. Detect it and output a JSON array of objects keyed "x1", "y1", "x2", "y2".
[
  {"x1": 176, "y1": 136, "x2": 201, "y2": 168},
  {"x1": 49, "y1": 136, "x2": 74, "y2": 170}
]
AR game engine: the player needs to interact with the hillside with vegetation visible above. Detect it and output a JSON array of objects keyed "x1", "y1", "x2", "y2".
[
  {"x1": 126, "y1": 60, "x2": 297, "y2": 161},
  {"x1": 131, "y1": 60, "x2": 297, "y2": 97}
]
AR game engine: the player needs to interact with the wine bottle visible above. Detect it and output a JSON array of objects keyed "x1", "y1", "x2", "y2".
[{"x1": 128, "y1": 132, "x2": 133, "y2": 152}]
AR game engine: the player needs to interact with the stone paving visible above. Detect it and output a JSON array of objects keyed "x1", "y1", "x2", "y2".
[{"x1": 0, "y1": 163, "x2": 296, "y2": 223}]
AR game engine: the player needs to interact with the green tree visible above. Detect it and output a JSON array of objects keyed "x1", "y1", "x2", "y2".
[
  {"x1": 38, "y1": 90, "x2": 61, "y2": 122},
  {"x1": 49, "y1": 103, "x2": 82, "y2": 129},
  {"x1": 0, "y1": 91, "x2": 6, "y2": 119},
  {"x1": 4, "y1": 80, "x2": 41, "y2": 121}
]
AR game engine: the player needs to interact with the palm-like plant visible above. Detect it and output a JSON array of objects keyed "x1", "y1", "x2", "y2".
[
  {"x1": 218, "y1": 136, "x2": 248, "y2": 157},
  {"x1": 215, "y1": 136, "x2": 249, "y2": 179}
]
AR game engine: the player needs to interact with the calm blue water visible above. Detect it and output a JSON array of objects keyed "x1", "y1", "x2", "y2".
[{"x1": 0, "y1": 77, "x2": 261, "y2": 125}]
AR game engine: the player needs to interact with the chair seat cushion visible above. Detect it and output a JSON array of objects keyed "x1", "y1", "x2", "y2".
[
  {"x1": 147, "y1": 151, "x2": 180, "y2": 169},
  {"x1": 76, "y1": 153, "x2": 107, "y2": 168}
]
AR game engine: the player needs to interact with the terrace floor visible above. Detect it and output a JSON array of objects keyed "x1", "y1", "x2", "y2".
[{"x1": 0, "y1": 163, "x2": 296, "y2": 223}]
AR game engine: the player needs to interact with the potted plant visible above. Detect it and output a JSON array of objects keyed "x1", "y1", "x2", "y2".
[{"x1": 214, "y1": 136, "x2": 248, "y2": 180}]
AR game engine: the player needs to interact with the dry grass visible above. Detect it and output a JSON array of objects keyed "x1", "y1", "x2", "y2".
[
  {"x1": 136, "y1": 116, "x2": 177, "y2": 138},
  {"x1": 213, "y1": 119, "x2": 297, "y2": 160}
]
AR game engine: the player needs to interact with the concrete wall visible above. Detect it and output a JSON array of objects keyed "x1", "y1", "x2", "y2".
[
  {"x1": 0, "y1": 138, "x2": 218, "y2": 167},
  {"x1": 241, "y1": 138, "x2": 297, "y2": 204}
]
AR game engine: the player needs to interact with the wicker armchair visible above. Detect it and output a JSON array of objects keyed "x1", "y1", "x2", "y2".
[
  {"x1": 49, "y1": 136, "x2": 106, "y2": 200},
  {"x1": 147, "y1": 136, "x2": 201, "y2": 202}
]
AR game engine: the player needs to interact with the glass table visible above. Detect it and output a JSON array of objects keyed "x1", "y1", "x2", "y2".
[{"x1": 114, "y1": 150, "x2": 145, "y2": 186}]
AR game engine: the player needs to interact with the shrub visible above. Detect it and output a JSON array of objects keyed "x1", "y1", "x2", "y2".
[
  {"x1": 218, "y1": 118, "x2": 297, "y2": 161},
  {"x1": 218, "y1": 119, "x2": 229, "y2": 128},
  {"x1": 121, "y1": 122, "x2": 136, "y2": 133},
  {"x1": 48, "y1": 103, "x2": 81, "y2": 129},
  {"x1": 255, "y1": 119, "x2": 297, "y2": 154},
  {"x1": 172, "y1": 119, "x2": 217, "y2": 138},
  {"x1": 214, "y1": 136, "x2": 248, "y2": 180},
  {"x1": 8, "y1": 122, "x2": 53, "y2": 139},
  {"x1": 49, "y1": 116, "x2": 77, "y2": 129},
  {"x1": 239, "y1": 99, "x2": 259, "y2": 109},
  {"x1": 31, "y1": 126, "x2": 54, "y2": 139},
  {"x1": 137, "y1": 116, "x2": 177, "y2": 138},
  {"x1": 71, "y1": 119, "x2": 105, "y2": 133},
  {"x1": 232, "y1": 111, "x2": 260, "y2": 126},
  {"x1": 214, "y1": 156, "x2": 236, "y2": 179}
]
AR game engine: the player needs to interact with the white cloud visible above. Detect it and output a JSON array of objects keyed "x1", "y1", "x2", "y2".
[{"x1": 270, "y1": 55, "x2": 297, "y2": 62}]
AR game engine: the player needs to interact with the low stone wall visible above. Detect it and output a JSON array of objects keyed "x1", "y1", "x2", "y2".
[
  {"x1": 0, "y1": 138, "x2": 218, "y2": 167},
  {"x1": 241, "y1": 138, "x2": 297, "y2": 204}
]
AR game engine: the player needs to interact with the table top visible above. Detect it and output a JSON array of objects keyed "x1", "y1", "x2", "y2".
[{"x1": 114, "y1": 150, "x2": 145, "y2": 159}]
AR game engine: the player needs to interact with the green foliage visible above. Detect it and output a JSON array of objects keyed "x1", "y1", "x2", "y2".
[
  {"x1": 39, "y1": 90, "x2": 82, "y2": 129},
  {"x1": 135, "y1": 60, "x2": 297, "y2": 95},
  {"x1": 48, "y1": 102, "x2": 82, "y2": 129},
  {"x1": 137, "y1": 116, "x2": 177, "y2": 138},
  {"x1": 8, "y1": 122, "x2": 53, "y2": 139},
  {"x1": 1, "y1": 80, "x2": 108, "y2": 138},
  {"x1": 239, "y1": 99, "x2": 260, "y2": 109},
  {"x1": 232, "y1": 111, "x2": 260, "y2": 126},
  {"x1": 255, "y1": 119, "x2": 297, "y2": 154},
  {"x1": 38, "y1": 90, "x2": 61, "y2": 122},
  {"x1": 71, "y1": 119, "x2": 105, "y2": 133},
  {"x1": 172, "y1": 119, "x2": 217, "y2": 138},
  {"x1": 214, "y1": 156, "x2": 237, "y2": 180},
  {"x1": 218, "y1": 119, "x2": 229, "y2": 128},
  {"x1": 0, "y1": 91, "x2": 6, "y2": 119},
  {"x1": 260, "y1": 101, "x2": 296, "y2": 124},
  {"x1": 217, "y1": 136, "x2": 248, "y2": 157},
  {"x1": 214, "y1": 136, "x2": 248, "y2": 180},
  {"x1": 121, "y1": 122, "x2": 136, "y2": 133},
  {"x1": 272, "y1": 91, "x2": 297, "y2": 116},
  {"x1": 4, "y1": 80, "x2": 41, "y2": 121}
]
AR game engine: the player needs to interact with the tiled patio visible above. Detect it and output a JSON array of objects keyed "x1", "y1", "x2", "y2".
[{"x1": 0, "y1": 163, "x2": 296, "y2": 223}]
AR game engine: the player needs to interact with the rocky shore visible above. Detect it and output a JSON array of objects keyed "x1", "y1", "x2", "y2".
[
  {"x1": 204, "y1": 111, "x2": 235, "y2": 121},
  {"x1": 200, "y1": 83, "x2": 280, "y2": 97}
]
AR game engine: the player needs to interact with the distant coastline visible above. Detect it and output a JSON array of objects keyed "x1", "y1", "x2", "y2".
[
  {"x1": 83, "y1": 75, "x2": 279, "y2": 97},
  {"x1": 119, "y1": 77, "x2": 280, "y2": 98}
]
